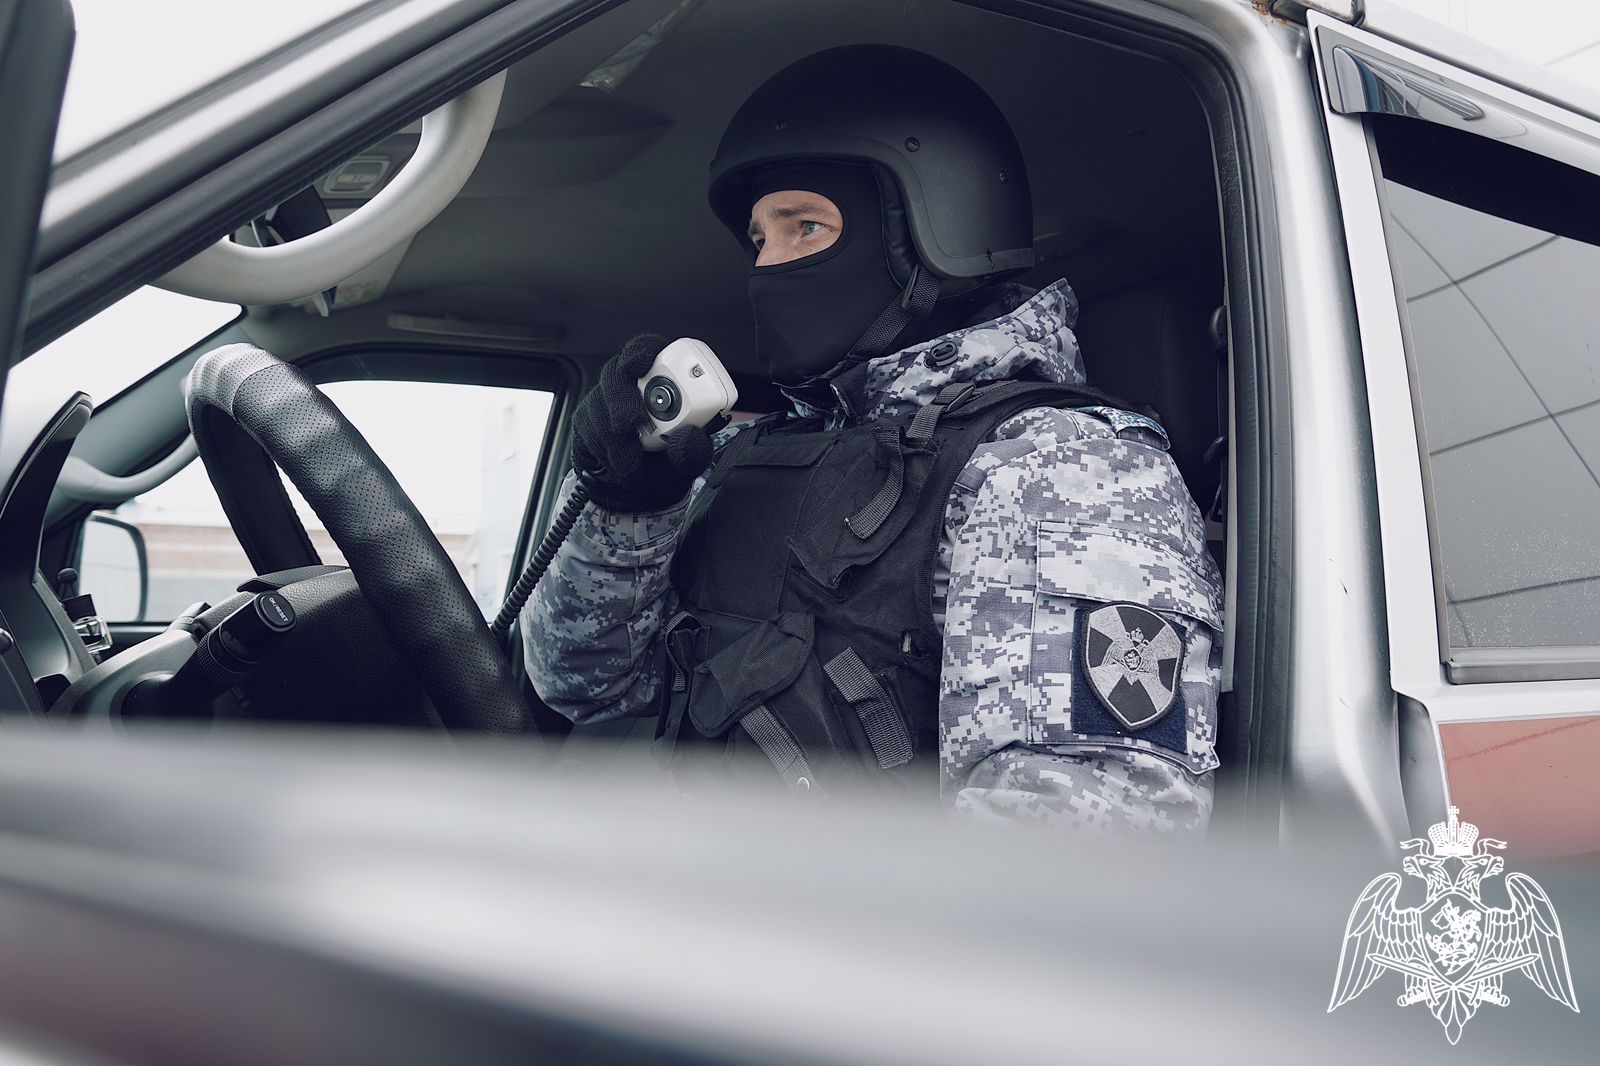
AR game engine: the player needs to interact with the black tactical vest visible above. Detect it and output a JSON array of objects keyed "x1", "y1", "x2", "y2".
[{"x1": 656, "y1": 380, "x2": 1114, "y2": 798}]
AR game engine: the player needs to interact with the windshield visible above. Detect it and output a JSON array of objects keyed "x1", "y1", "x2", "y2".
[
  {"x1": 8, "y1": 287, "x2": 239, "y2": 408},
  {"x1": 55, "y1": 0, "x2": 382, "y2": 161}
]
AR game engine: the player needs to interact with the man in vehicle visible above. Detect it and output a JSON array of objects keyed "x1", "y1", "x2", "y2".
[{"x1": 523, "y1": 45, "x2": 1223, "y2": 831}]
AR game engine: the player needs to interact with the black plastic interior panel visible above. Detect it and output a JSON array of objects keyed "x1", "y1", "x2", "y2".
[
  {"x1": 0, "y1": 394, "x2": 95, "y2": 697},
  {"x1": 0, "y1": 0, "x2": 72, "y2": 396}
]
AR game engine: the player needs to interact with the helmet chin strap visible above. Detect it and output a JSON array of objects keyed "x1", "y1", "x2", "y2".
[{"x1": 847, "y1": 262, "x2": 943, "y2": 364}]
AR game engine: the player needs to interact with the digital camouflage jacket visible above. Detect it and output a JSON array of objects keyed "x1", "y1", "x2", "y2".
[{"x1": 523, "y1": 279, "x2": 1224, "y2": 832}]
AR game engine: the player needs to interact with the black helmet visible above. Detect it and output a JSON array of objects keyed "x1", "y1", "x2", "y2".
[{"x1": 708, "y1": 45, "x2": 1034, "y2": 282}]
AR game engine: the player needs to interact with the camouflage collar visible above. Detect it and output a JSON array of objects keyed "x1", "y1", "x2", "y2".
[{"x1": 779, "y1": 277, "x2": 1086, "y2": 426}]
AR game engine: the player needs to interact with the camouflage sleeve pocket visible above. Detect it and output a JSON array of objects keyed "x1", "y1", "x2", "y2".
[{"x1": 1028, "y1": 521, "x2": 1222, "y2": 775}]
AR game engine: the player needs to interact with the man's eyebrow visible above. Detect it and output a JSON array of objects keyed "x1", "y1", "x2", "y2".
[
  {"x1": 748, "y1": 200, "x2": 834, "y2": 237},
  {"x1": 768, "y1": 201, "x2": 829, "y2": 218}
]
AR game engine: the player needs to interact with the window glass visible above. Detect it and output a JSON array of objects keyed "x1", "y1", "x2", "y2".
[
  {"x1": 57, "y1": 0, "x2": 379, "y2": 160},
  {"x1": 1378, "y1": 128, "x2": 1600, "y2": 648},
  {"x1": 83, "y1": 379, "x2": 554, "y2": 622},
  {"x1": 11, "y1": 286, "x2": 240, "y2": 406}
]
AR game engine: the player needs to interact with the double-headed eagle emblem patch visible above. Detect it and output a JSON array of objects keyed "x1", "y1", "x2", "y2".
[
  {"x1": 1082, "y1": 602, "x2": 1181, "y2": 730},
  {"x1": 1329, "y1": 807, "x2": 1579, "y2": 1043}
]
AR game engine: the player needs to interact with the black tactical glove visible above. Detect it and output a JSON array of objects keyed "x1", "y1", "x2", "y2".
[{"x1": 571, "y1": 334, "x2": 715, "y2": 512}]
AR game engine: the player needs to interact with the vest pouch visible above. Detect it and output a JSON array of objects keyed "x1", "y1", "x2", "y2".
[
  {"x1": 820, "y1": 647, "x2": 916, "y2": 771},
  {"x1": 740, "y1": 433, "x2": 838, "y2": 468},
  {"x1": 690, "y1": 611, "x2": 815, "y2": 737},
  {"x1": 675, "y1": 432, "x2": 839, "y2": 621},
  {"x1": 733, "y1": 646, "x2": 927, "y2": 798},
  {"x1": 690, "y1": 613, "x2": 882, "y2": 796},
  {"x1": 789, "y1": 427, "x2": 940, "y2": 590},
  {"x1": 737, "y1": 654, "x2": 867, "y2": 797}
]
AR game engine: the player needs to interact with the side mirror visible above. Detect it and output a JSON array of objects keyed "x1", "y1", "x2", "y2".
[{"x1": 78, "y1": 513, "x2": 149, "y2": 622}]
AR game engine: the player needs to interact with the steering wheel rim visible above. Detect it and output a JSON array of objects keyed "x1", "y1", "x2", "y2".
[{"x1": 184, "y1": 343, "x2": 531, "y2": 735}]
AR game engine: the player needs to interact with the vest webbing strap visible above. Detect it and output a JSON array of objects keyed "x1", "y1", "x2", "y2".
[
  {"x1": 823, "y1": 648, "x2": 914, "y2": 769},
  {"x1": 843, "y1": 425, "x2": 906, "y2": 540},
  {"x1": 741, "y1": 705, "x2": 822, "y2": 797},
  {"x1": 907, "y1": 382, "x2": 976, "y2": 441}
]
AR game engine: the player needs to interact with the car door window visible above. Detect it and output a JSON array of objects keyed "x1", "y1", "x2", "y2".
[
  {"x1": 15, "y1": 286, "x2": 241, "y2": 403},
  {"x1": 82, "y1": 378, "x2": 553, "y2": 622},
  {"x1": 1373, "y1": 117, "x2": 1600, "y2": 649}
]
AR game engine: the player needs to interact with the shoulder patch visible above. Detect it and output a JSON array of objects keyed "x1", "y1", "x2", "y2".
[{"x1": 1082, "y1": 602, "x2": 1182, "y2": 730}]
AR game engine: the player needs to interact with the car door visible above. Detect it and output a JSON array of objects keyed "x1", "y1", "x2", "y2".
[
  {"x1": 1312, "y1": 13, "x2": 1600, "y2": 858},
  {"x1": 0, "y1": 0, "x2": 72, "y2": 407}
]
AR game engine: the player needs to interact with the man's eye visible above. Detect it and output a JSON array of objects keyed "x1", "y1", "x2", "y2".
[{"x1": 799, "y1": 221, "x2": 824, "y2": 237}]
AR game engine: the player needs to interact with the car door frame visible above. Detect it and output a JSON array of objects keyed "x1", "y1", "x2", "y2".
[
  {"x1": 17, "y1": 0, "x2": 1443, "y2": 844},
  {"x1": 0, "y1": 0, "x2": 72, "y2": 403},
  {"x1": 1310, "y1": 12, "x2": 1600, "y2": 857}
]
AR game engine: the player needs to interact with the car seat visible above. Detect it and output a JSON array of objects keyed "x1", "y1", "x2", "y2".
[{"x1": 1073, "y1": 275, "x2": 1225, "y2": 525}]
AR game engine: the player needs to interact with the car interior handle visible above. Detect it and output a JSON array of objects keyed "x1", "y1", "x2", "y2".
[
  {"x1": 57, "y1": 435, "x2": 198, "y2": 504},
  {"x1": 153, "y1": 72, "x2": 506, "y2": 306}
]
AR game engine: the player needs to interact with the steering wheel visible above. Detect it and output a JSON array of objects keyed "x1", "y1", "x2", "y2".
[{"x1": 185, "y1": 342, "x2": 531, "y2": 735}]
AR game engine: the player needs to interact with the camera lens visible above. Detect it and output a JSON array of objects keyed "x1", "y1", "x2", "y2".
[{"x1": 644, "y1": 376, "x2": 681, "y2": 421}]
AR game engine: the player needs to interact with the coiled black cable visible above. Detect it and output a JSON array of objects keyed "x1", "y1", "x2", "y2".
[{"x1": 489, "y1": 477, "x2": 592, "y2": 642}]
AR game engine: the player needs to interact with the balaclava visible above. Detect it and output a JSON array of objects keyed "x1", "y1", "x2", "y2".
[{"x1": 746, "y1": 161, "x2": 923, "y2": 387}]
